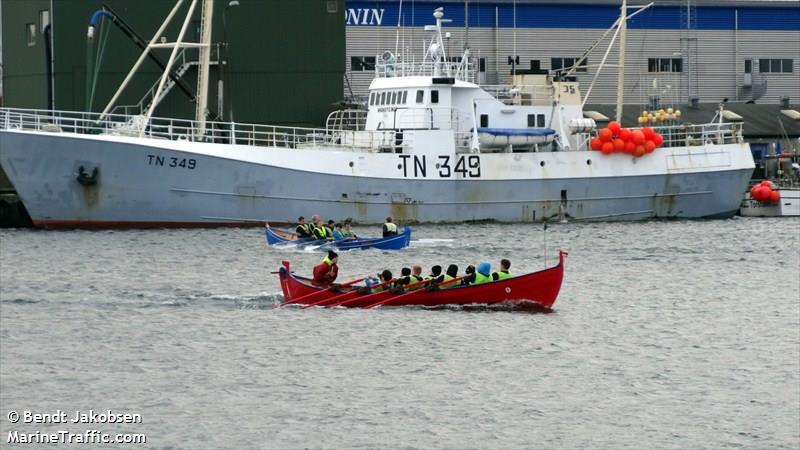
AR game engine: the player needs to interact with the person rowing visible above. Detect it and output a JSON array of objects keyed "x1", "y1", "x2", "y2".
[
  {"x1": 312, "y1": 250, "x2": 339, "y2": 287},
  {"x1": 426, "y1": 265, "x2": 444, "y2": 283},
  {"x1": 366, "y1": 269, "x2": 394, "y2": 293},
  {"x1": 471, "y1": 261, "x2": 492, "y2": 285},
  {"x1": 295, "y1": 216, "x2": 314, "y2": 239},
  {"x1": 311, "y1": 215, "x2": 333, "y2": 240},
  {"x1": 461, "y1": 265, "x2": 476, "y2": 285},
  {"x1": 394, "y1": 267, "x2": 412, "y2": 288},
  {"x1": 440, "y1": 264, "x2": 459, "y2": 289},
  {"x1": 406, "y1": 265, "x2": 425, "y2": 291},
  {"x1": 342, "y1": 218, "x2": 358, "y2": 239},
  {"x1": 332, "y1": 223, "x2": 345, "y2": 240},
  {"x1": 492, "y1": 259, "x2": 513, "y2": 280}
]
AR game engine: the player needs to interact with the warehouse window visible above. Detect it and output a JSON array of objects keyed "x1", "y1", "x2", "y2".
[
  {"x1": 744, "y1": 59, "x2": 752, "y2": 74},
  {"x1": 552, "y1": 57, "x2": 587, "y2": 73},
  {"x1": 759, "y1": 59, "x2": 793, "y2": 73},
  {"x1": 648, "y1": 58, "x2": 682, "y2": 73},
  {"x1": 26, "y1": 23, "x2": 36, "y2": 46},
  {"x1": 351, "y1": 56, "x2": 375, "y2": 71}
]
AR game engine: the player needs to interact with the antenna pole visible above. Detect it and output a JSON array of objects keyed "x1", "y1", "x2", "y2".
[
  {"x1": 616, "y1": 0, "x2": 627, "y2": 123},
  {"x1": 543, "y1": 221, "x2": 548, "y2": 268}
]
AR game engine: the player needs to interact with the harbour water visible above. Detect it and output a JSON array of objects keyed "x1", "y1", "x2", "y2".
[{"x1": 1, "y1": 219, "x2": 798, "y2": 449}]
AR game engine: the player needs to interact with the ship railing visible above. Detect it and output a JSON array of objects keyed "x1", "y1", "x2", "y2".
[
  {"x1": 480, "y1": 84, "x2": 555, "y2": 106},
  {"x1": 651, "y1": 122, "x2": 744, "y2": 148},
  {"x1": 375, "y1": 58, "x2": 477, "y2": 83},
  {"x1": 0, "y1": 107, "x2": 408, "y2": 152},
  {"x1": 326, "y1": 109, "x2": 368, "y2": 131}
]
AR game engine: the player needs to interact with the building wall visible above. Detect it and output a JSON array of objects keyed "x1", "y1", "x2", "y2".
[
  {"x1": 344, "y1": 1, "x2": 800, "y2": 107},
  {"x1": 2, "y1": 0, "x2": 345, "y2": 127}
]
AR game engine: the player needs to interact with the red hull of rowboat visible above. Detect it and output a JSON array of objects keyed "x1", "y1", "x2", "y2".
[{"x1": 278, "y1": 251, "x2": 566, "y2": 309}]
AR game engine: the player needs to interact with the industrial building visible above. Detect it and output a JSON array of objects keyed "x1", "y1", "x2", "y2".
[{"x1": 344, "y1": 0, "x2": 799, "y2": 107}]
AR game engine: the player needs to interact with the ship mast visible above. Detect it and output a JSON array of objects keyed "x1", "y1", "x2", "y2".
[{"x1": 616, "y1": 0, "x2": 627, "y2": 123}]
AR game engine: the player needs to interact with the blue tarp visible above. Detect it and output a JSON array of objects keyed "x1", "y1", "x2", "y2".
[{"x1": 477, "y1": 127, "x2": 556, "y2": 137}]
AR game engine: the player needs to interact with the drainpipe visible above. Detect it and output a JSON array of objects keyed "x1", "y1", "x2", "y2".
[{"x1": 44, "y1": 24, "x2": 54, "y2": 111}]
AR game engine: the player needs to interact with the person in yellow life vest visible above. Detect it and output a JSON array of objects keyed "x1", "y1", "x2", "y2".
[
  {"x1": 341, "y1": 218, "x2": 357, "y2": 239},
  {"x1": 492, "y1": 259, "x2": 513, "y2": 281},
  {"x1": 311, "y1": 215, "x2": 332, "y2": 240},
  {"x1": 471, "y1": 261, "x2": 492, "y2": 285},
  {"x1": 382, "y1": 216, "x2": 398, "y2": 237},
  {"x1": 407, "y1": 265, "x2": 424, "y2": 290},
  {"x1": 441, "y1": 264, "x2": 459, "y2": 289}
]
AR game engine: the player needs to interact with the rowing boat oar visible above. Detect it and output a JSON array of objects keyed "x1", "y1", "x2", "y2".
[
  {"x1": 275, "y1": 275, "x2": 369, "y2": 309},
  {"x1": 363, "y1": 276, "x2": 465, "y2": 309},
  {"x1": 311, "y1": 277, "x2": 399, "y2": 309},
  {"x1": 333, "y1": 276, "x2": 432, "y2": 308}
]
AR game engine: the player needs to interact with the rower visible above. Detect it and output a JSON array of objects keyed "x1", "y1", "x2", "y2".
[
  {"x1": 461, "y1": 265, "x2": 476, "y2": 285},
  {"x1": 407, "y1": 265, "x2": 425, "y2": 290},
  {"x1": 341, "y1": 218, "x2": 358, "y2": 239},
  {"x1": 326, "y1": 219, "x2": 335, "y2": 237},
  {"x1": 471, "y1": 262, "x2": 492, "y2": 285},
  {"x1": 312, "y1": 250, "x2": 339, "y2": 287},
  {"x1": 442, "y1": 264, "x2": 459, "y2": 289},
  {"x1": 395, "y1": 267, "x2": 412, "y2": 288},
  {"x1": 332, "y1": 223, "x2": 345, "y2": 240},
  {"x1": 311, "y1": 216, "x2": 331, "y2": 240},
  {"x1": 426, "y1": 265, "x2": 443, "y2": 283},
  {"x1": 492, "y1": 259, "x2": 513, "y2": 280},
  {"x1": 295, "y1": 216, "x2": 312, "y2": 238},
  {"x1": 370, "y1": 269, "x2": 394, "y2": 293},
  {"x1": 382, "y1": 216, "x2": 398, "y2": 237}
]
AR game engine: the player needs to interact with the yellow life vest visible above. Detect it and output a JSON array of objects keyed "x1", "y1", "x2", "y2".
[
  {"x1": 384, "y1": 222, "x2": 398, "y2": 233},
  {"x1": 472, "y1": 272, "x2": 491, "y2": 285},
  {"x1": 494, "y1": 270, "x2": 512, "y2": 280}
]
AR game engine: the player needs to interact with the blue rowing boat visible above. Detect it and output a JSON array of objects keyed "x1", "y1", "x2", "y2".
[{"x1": 265, "y1": 225, "x2": 411, "y2": 250}]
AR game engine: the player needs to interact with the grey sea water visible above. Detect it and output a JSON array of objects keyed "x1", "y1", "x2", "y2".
[{"x1": 1, "y1": 219, "x2": 798, "y2": 449}]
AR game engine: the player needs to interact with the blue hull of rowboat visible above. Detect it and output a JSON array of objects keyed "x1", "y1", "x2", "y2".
[{"x1": 265, "y1": 226, "x2": 411, "y2": 251}]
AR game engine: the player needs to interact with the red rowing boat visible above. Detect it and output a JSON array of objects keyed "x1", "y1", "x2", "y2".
[{"x1": 277, "y1": 251, "x2": 566, "y2": 310}]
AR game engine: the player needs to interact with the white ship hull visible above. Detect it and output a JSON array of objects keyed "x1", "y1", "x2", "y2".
[{"x1": 0, "y1": 128, "x2": 754, "y2": 228}]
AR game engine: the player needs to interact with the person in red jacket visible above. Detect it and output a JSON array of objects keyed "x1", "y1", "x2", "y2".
[{"x1": 312, "y1": 250, "x2": 339, "y2": 287}]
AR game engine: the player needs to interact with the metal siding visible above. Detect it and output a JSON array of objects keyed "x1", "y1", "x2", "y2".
[{"x1": 346, "y1": 26, "x2": 800, "y2": 105}]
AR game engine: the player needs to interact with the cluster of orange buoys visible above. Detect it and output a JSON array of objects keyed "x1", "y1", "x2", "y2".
[
  {"x1": 590, "y1": 121, "x2": 665, "y2": 157},
  {"x1": 750, "y1": 180, "x2": 781, "y2": 203}
]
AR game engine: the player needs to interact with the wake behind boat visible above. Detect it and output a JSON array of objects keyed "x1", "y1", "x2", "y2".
[{"x1": 265, "y1": 224, "x2": 411, "y2": 251}]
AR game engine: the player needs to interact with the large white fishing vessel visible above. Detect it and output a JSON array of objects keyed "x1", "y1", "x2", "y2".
[{"x1": 0, "y1": 1, "x2": 754, "y2": 228}]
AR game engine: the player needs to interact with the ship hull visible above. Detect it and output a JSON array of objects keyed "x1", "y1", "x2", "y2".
[{"x1": 0, "y1": 130, "x2": 754, "y2": 228}]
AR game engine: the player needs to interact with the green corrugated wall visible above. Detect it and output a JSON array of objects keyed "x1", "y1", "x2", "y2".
[{"x1": 2, "y1": 0, "x2": 345, "y2": 127}]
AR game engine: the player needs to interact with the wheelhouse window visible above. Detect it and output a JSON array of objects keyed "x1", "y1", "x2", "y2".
[
  {"x1": 648, "y1": 58, "x2": 682, "y2": 73},
  {"x1": 431, "y1": 90, "x2": 439, "y2": 104},
  {"x1": 759, "y1": 58, "x2": 793, "y2": 73},
  {"x1": 401, "y1": 91, "x2": 408, "y2": 104},
  {"x1": 369, "y1": 92, "x2": 375, "y2": 106},
  {"x1": 350, "y1": 56, "x2": 376, "y2": 72},
  {"x1": 380, "y1": 92, "x2": 386, "y2": 105},
  {"x1": 527, "y1": 114, "x2": 546, "y2": 127},
  {"x1": 416, "y1": 90, "x2": 424, "y2": 103}
]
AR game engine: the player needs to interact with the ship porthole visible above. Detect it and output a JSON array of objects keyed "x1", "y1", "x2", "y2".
[
  {"x1": 540, "y1": 161, "x2": 545, "y2": 167},
  {"x1": 586, "y1": 159, "x2": 592, "y2": 165},
  {"x1": 505, "y1": 287, "x2": 511, "y2": 293},
  {"x1": 349, "y1": 161, "x2": 354, "y2": 167},
  {"x1": 397, "y1": 164, "x2": 402, "y2": 170}
]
